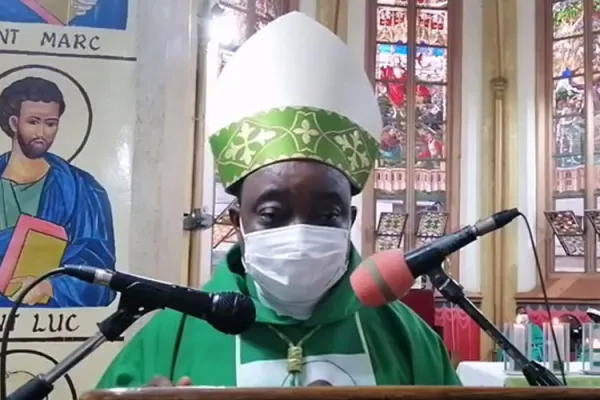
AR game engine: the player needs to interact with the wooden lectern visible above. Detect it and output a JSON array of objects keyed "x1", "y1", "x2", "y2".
[{"x1": 80, "y1": 386, "x2": 599, "y2": 400}]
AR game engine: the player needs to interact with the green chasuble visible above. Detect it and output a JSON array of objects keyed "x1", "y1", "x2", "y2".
[{"x1": 97, "y1": 246, "x2": 461, "y2": 388}]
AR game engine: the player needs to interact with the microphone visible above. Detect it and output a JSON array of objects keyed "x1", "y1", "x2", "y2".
[
  {"x1": 350, "y1": 208, "x2": 519, "y2": 307},
  {"x1": 62, "y1": 266, "x2": 256, "y2": 335},
  {"x1": 350, "y1": 209, "x2": 563, "y2": 386}
]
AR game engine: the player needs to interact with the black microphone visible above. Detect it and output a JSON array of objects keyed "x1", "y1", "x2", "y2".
[
  {"x1": 62, "y1": 266, "x2": 256, "y2": 335},
  {"x1": 406, "y1": 208, "x2": 519, "y2": 278}
]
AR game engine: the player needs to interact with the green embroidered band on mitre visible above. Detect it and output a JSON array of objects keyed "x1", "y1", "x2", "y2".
[{"x1": 209, "y1": 106, "x2": 380, "y2": 194}]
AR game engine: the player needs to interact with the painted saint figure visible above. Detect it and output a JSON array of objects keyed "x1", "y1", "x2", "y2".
[
  {"x1": 0, "y1": 76, "x2": 115, "y2": 307},
  {"x1": 0, "y1": 0, "x2": 128, "y2": 31}
]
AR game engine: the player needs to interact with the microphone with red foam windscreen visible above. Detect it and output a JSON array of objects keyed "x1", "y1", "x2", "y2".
[{"x1": 350, "y1": 208, "x2": 519, "y2": 307}]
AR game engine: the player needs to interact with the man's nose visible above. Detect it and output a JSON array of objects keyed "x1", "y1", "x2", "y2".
[{"x1": 34, "y1": 124, "x2": 46, "y2": 136}]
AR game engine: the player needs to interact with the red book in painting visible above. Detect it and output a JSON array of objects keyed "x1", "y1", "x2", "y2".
[{"x1": 0, "y1": 215, "x2": 68, "y2": 303}]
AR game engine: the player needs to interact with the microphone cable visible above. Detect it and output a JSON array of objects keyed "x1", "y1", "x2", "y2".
[
  {"x1": 4, "y1": 349, "x2": 77, "y2": 400},
  {"x1": 0, "y1": 269, "x2": 66, "y2": 400},
  {"x1": 518, "y1": 212, "x2": 567, "y2": 386}
]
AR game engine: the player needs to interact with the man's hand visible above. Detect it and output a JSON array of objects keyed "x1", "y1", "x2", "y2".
[
  {"x1": 146, "y1": 376, "x2": 192, "y2": 387},
  {"x1": 8, "y1": 276, "x2": 53, "y2": 305}
]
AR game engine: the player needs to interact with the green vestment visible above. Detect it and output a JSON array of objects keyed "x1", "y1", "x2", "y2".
[
  {"x1": 97, "y1": 246, "x2": 461, "y2": 388},
  {"x1": 0, "y1": 176, "x2": 46, "y2": 229}
]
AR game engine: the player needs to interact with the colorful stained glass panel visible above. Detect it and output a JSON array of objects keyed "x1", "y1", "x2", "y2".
[
  {"x1": 416, "y1": 0, "x2": 447, "y2": 8},
  {"x1": 416, "y1": 9, "x2": 447, "y2": 46},
  {"x1": 415, "y1": 122, "x2": 445, "y2": 163},
  {"x1": 377, "y1": 6, "x2": 408, "y2": 43},
  {"x1": 256, "y1": 18, "x2": 268, "y2": 31},
  {"x1": 594, "y1": 82, "x2": 600, "y2": 154},
  {"x1": 376, "y1": 81, "x2": 407, "y2": 130},
  {"x1": 553, "y1": 36, "x2": 585, "y2": 78},
  {"x1": 256, "y1": 0, "x2": 284, "y2": 19},
  {"x1": 593, "y1": 0, "x2": 600, "y2": 31},
  {"x1": 594, "y1": 34, "x2": 600, "y2": 72},
  {"x1": 376, "y1": 44, "x2": 408, "y2": 80},
  {"x1": 553, "y1": 115, "x2": 585, "y2": 160},
  {"x1": 416, "y1": 84, "x2": 446, "y2": 122},
  {"x1": 553, "y1": 0, "x2": 584, "y2": 39},
  {"x1": 221, "y1": 0, "x2": 249, "y2": 9},
  {"x1": 416, "y1": 46, "x2": 447, "y2": 82},
  {"x1": 553, "y1": 76, "x2": 585, "y2": 116},
  {"x1": 378, "y1": 0, "x2": 408, "y2": 5},
  {"x1": 379, "y1": 123, "x2": 406, "y2": 167}
]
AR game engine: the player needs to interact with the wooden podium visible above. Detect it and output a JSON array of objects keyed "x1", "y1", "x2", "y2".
[{"x1": 80, "y1": 386, "x2": 599, "y2": 400}]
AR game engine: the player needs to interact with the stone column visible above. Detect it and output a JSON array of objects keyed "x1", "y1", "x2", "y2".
[
  {"x1": 479, "y1": 0, "x2": 519, "y2": 360},
  {"x1": 130, "y1": 0, "x2": 199, "y2": 287}
]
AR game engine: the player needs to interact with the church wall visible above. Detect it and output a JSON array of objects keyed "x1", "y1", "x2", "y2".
[
  {"x1": 458, "y1": 0, "x2": 483, "y2": 293},
  {"x1": 515, "y1": 0, "x2": 538, "y2": 293}
]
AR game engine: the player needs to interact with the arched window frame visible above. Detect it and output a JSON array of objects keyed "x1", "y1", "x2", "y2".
[
  {"x1": 534, "y1": 0, "x2": 600, "y2": 300},
  {"x1": 361, "y1": 0, "x2": 463, "y2": 281}
]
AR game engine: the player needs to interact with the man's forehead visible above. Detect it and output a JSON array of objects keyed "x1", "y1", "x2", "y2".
[
  {"x1": 243, "y1": 161, "x2": 351, "y2": 197},
  {"x1": 19, "y1": 100, "x2": 60, "y2": 116},
  {"x1": 248, "y1": 161, "x2": 346, "y2": 182}
]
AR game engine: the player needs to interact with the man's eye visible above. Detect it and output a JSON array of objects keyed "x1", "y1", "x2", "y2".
[
  {"x1": 322, "y1": 211, "x2": 341, "y2": 221},
  {"x1": 258, "y1": 208, "x2": 279, "y2": 222}
]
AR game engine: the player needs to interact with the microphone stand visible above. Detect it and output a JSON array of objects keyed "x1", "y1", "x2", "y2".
[
  {"x1": 427, "y1": 268, "x2": 564, "y2": 387},
  {"x1": 7, "y1": 295, "x2": 158, "y2": 400}
]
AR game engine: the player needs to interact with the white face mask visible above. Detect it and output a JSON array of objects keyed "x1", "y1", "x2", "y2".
[{"x1": 241, "y1": 223, "x2": 350, "y2": 321}]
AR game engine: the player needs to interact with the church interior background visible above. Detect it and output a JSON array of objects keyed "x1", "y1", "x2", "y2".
[
  {"x1": 4, "y1": 1, "x2": 600, "y2": 392},
  {"x1": 196, "y1": 0, "x2": 600, "y2": 363}
]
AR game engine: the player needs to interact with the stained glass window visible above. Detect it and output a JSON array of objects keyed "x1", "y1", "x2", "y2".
[
  {"x1": 210, "y1": 1, "x2": 292, "y2": 269},
  {"x1": 546, "y1": 0, "x2": 600, "y2": 273},
  {"x1": 371, "y1": 0, "x2": 456, "y2": 256}
]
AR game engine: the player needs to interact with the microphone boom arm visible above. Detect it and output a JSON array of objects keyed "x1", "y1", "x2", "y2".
[
  {"x1": 7, "y1": 295, "x2": 159, "y2": 400},
  {"x1": 428, "y1": 268, "x2": 564, "y2": 387}
]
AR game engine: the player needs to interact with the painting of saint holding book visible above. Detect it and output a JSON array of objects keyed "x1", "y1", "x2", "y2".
[{"x1": 0, "y1": 75, "x2": 116, "y2": 308}]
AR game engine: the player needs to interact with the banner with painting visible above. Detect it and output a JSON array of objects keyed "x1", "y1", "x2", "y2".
[{"x1": 0, "y1": 1, "x2": 136, "y2": 398}]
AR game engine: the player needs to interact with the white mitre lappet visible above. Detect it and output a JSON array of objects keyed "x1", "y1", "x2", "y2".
[{"x1": 207, "y1": 12, "x2": 382, "y2": 194}]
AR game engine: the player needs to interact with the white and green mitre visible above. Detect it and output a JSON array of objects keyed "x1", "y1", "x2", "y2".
[{"x1": 207, "y1": 11, "x2": 382, "y2": 194}]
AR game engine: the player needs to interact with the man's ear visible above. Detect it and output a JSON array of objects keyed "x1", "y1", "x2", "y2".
[
  {"x1": 350, "y1": 206, "x2": 357, "y2": 227},
  {"x1": 228, "y1": 204, "x2": 242, "y2": 242},
  {"x1": 8, "y1": 116, "x2": 18, "y2": 136}
]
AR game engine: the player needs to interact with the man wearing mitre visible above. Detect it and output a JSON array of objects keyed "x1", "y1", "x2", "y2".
[{"x1": 97, "y1": 12, "x2": 461, "y2": 388}]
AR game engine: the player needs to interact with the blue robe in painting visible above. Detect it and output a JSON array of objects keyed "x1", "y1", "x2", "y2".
[
  {"x1": 0, "y1": 153, "x2": 116, "y2": 308},
  {"x1": 0, "y1": 0, "x2": 128, "y2": 31}
]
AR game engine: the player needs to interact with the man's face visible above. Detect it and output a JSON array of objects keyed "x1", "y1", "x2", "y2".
[
  {"x1": 8, "y1": 101, "x2": 60, "y2": 159},
  {"x1": 230, "y1": 161, "x2": 356, "y2": 239}
]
